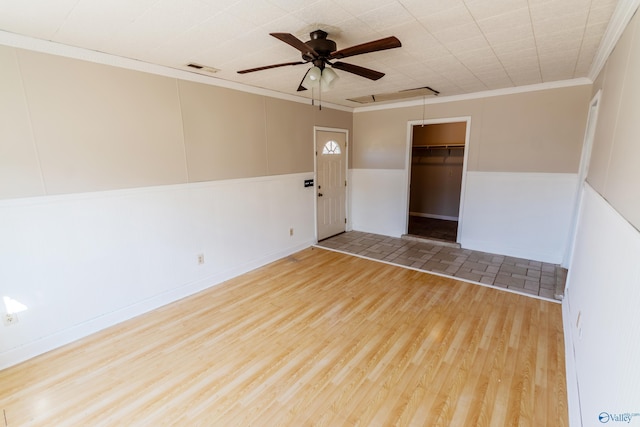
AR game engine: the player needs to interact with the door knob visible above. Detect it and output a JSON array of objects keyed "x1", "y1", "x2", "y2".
[{"x1": 318, "y1": 193, "x2": 323, "y2": 197}]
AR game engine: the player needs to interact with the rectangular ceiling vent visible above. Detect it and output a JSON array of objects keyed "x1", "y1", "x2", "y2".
[
  {"x1": 186, "y1": 63, "x2": 220, "y2": 74},
  {"x1": 348, "y1": 86, "x2": 439, "y2": 104}
]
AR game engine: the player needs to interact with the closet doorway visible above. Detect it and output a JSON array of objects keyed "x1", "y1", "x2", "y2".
[{"x1": 406, "y1": 118, "x2": 469, "y2": 243}]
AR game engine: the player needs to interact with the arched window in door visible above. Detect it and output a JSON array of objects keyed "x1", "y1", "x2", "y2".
[{"x1": 322, "y1": 140, "x2": 341, "y2": 155}]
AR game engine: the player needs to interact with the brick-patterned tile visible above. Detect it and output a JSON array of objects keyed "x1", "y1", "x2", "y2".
[
  {"x1": 480, "y1": 276, "x2": 495, "y2": 285},
  {"x1": 541, "y1": 275, "x2": 555, "y2": 286},
  {"x1": 526, "y1": 269, "x2": 541, "y2": 278},
  {"x1": 524, "y1": 280, "x2": 540, "y2": 291},
  {"x1": 539, "y1": 288, "x2": 556, "y2": 299},
  {"x1": 494, "y1": 274, "x2": 525, "y2": 287},
  {"x1": 461, "y1": 261, "x2": 488, "y2": 272},
  {"x1": 317, "y1": 232, "x2": 566, "y2": 301},
  {"x1": 499, "y1": 264, "x2": 528, "y2": 276},
  {"x1": 504, "y1": 256, "x2": 531, "y2": 265},
  {"x1": 486, "y1": 265, "x2": 500, "y2": 274}
]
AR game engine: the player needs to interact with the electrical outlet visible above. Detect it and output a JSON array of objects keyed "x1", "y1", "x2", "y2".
[
  {"x1": 197, "y1": 253, "x2": 205, "y2": 265},
  {"x1": 289, "y1": 228, "x2": 294, "y2": 236},
  {"x1": 3, "y1": 313, "x2": 18, "y2": 326}
]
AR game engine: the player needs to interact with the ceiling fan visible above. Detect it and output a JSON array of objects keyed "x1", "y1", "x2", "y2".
[{"x1": 237, "y1": 30, "x2": 401, "y2": 92}]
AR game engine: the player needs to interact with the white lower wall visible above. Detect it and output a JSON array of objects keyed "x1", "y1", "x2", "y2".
[
  {"x1": 564, "y1": 184, "x2": 640, "y2": 426},
  {"x1": 350, "y1": 169, "x2": 408, "y2": 237},
  {"x1": 350, "y1": 168, "x2": 577, "y2": 264},
  {"x1": 460, "y1": 171, "x2": 577, "y2": 263},
  {"x1": 0, "y1": 173, "x2": 315, "y2": 370}
]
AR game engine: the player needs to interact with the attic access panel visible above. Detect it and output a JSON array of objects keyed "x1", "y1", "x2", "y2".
[{"x1": 348, "y1": 86, "x2": 439, "y2": 104}]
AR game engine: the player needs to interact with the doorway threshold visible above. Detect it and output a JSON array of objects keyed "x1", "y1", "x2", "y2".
[{"x1": 401, "y1": 234, "x2": 461, "y2": 248}]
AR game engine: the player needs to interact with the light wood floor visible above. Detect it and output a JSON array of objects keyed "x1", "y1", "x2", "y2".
[{"x1": 0, "y1": 248, "x2": 567, "y2": 426}]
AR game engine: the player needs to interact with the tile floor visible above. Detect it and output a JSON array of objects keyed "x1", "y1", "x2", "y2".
[{"x1": 316, "y1": 231, "x2": 567, "y2": 301}]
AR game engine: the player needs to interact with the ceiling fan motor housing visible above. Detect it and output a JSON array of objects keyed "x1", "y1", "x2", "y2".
[{"x1": 304, "y1": 30, "x2": 337, "y2": 60}]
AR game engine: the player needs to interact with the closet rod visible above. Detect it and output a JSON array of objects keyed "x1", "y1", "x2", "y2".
[{"x1": 413, "y1": 144, "x2": 465, "y2": 150}]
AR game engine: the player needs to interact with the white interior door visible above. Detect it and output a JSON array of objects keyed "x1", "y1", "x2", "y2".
[{"x1": 316, "y1": 130, "x2": 346, "y2": 240}]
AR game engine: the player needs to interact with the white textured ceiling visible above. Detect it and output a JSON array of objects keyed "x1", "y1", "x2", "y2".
[{"x1": 0, "y1": 0, "x2": 618, "y2": 107}]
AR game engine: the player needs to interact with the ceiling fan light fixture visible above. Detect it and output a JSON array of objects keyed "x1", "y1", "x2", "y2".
[
  {"x1": 321, "y1": 67, "x2": 338, "y2": 89},
  {"x1": 308, "y1": 66, "x2": 322, "y2": 81},
  {"x1": 302, "y1": 66, "x2": 322, "y2": 89}
]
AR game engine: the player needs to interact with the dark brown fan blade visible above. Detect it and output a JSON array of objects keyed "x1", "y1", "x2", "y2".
[
  {"x1": 332, "y1": 62, "x2": 385, "y2": 80},
  {"x1": 270, "y1": 33, "x2": 318, "y2": 58},
  {"x1": 329, "y1": 36, "x2": 401, "y2": 60},
  {"x1": 237, "y1": 61, "x2": 305, "y2": 74}
]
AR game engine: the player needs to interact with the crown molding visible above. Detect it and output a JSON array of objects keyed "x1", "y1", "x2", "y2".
[
  {"x1": 588, "y1": 0, "x2": 640, "y2": 81},
  {"x1": 0, "y1": 30, "x2": 352, "y2": 113}
]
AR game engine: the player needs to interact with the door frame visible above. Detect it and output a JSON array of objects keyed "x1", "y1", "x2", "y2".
[
  {"x1": 314, "y1": 126, "x2": 349, "y2": 243},
  {"x1": 403, "y1": 116, "x2": 471, "y2": 243},
  {"x1": 563, "y1": 89, "x2": 601, "y2": 270}
]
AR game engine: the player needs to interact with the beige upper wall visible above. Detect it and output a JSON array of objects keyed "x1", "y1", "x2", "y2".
[
  {"x1": 353, "y1": 85, "x2": 591, "y2": 173},
  {"x1": 588, "y1": 20, "x2": 634, "y2": 195},
  {"x1": 18, "y1": 49, "x2": 189, "y2": 195},
  {"x1": 479, "y1": 87, "x2": 590, "y2": 172},
  {"x1": 0, "y1": 46, "x2": 45, "y2": 199},
  {"x1": 180, "y1": 81, "x2": 268, "y2": 182},
  {"x1": 0, "y1": 45, "x2": 352, "y2": 200},
  {"x1": 265, "y1": 98, "x2": 315, "y2": 176},
  {"x1": 588, "y1": 12, "x2": 640, "y2": 229}
]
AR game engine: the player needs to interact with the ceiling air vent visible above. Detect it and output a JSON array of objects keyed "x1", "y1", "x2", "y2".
[
  {"x1": 186, "y1": 63, "x2": 220, "y2": 74},
  {"x1": 348, "y1": 86, "x2": 439, "y2": 104}
]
